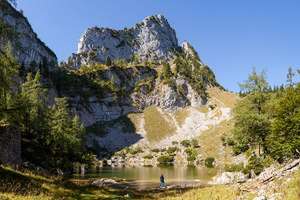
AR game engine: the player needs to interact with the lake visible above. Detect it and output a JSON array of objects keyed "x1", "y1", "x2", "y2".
[{"x1": 75, "y1": 166, "x2": 219, "y2": 189}]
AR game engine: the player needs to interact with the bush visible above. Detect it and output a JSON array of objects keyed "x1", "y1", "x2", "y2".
[
  {"x1": 191, "y1": 139, "x2": 200, "y2": 148},
  {"x1": 233, "y1": 143, "x2": 249, "y2": 155},
  {"x1": 143, "y1": 154, "x2": 154, "y2": 159},
  {"x1": 172, "y1": 141, "x2": 178, "y2": 145},
  {"x1": 151, "y1": 148, "x2": 160, "y2": 153},
  {"x1": 185, "y1": 148, "x2": 198, "y2": 162},
  {"x1": 181, "y1": 140, "x2": 191, "y2": 147},
  {"x1": 224, "y1": 163, "x2": 244, "y2": 172},
  {"x1": 205, "y1": 157, "x2": 215, "y2": 168},
  {"x1": 167, "y1": 147, "x2": 178, "y2": 154},
  {"x1": 157, "y1": 155, "x2": 174, "y2": 165},
  {"x1": 243, "y1": 154, "x2": 264, "y2": 175},
  {"x1": 128, "y1": 147, "x2": 143, "y2": 155}
]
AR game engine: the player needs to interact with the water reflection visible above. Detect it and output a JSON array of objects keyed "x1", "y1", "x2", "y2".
[{"x1": 79, "y1": 166, "x2": 218, "y2": 183}]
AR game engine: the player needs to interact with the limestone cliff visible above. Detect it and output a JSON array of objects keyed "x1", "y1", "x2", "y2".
[
  {"x1": 0, "y1": 1, "x2": 57, "y2": 69},
  {"x1": 68, "y1": 15, "x2": 179, "y2": 68}
]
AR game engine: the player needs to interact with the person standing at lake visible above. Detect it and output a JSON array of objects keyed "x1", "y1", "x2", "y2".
[{"x1": 160, "y1": 174, "x2": 166, "y2": 188}]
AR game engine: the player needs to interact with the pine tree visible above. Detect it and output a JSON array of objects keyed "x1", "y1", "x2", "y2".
[
  {"x1": 47, "y1": 98, "x2": 84, "y2": 169},
  {"x1": 233, "y1": 69, "x2": 270, "y2": 156},
  {"x1": 0, "y1": 45, "x2": 19, "y2": 125},
  {"x1": 105, "y1": 56, "x2": 112, "y2": 66},
  {"x1": 20, "y1": 71, "x2": 47, "y2": 136},
  {"x1": 286, "y1": 67, "x2": 295, "y2": 87}
]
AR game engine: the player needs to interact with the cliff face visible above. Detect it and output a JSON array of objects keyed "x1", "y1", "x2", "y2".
[
  {"x1": 68, "y1": 15, "x2": 179, "y2": 68},
  {"x1": 0, "y1": 2, "x2": 228, "y2": 157},
  {"x1": 0, "y1": 1, "x2": 57, "y2": 69},
  {"x1": 56, "y1": 14, "x2": 226, "y2": 154}
]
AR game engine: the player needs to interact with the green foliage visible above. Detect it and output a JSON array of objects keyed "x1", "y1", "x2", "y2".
[
  {"x1": 266, "y1": 86, "x2": 300, "y2": 162},
  {"x1": 134, "y1": 78, "x2": 154, "y2": 93},
  {"x1": 234, "y1": 68, "x2": 300, "y2": 163},
  {"x1": 204, "y1": 157, "x2": 215, "y2": 168},
  {"x1": 128, "y1": 147, "x2": 143, "y2": 155},
  {"x1": 191, "y1": 139, "x2": 200, "y2": 148},
  {"x1": 181, "y1": 140, "x2": 191, "y2": 147},
  {"x1": 173, "y1": 52, "x2": 221, "y2": 99},
  {"x1": 185, "y1": 148, "x2": 198, "y2": 162},
  {"x1": 243, "y1": 154, "x2": 264, "y2": 175},
  {"x1": 160, "y1": 62, "x2": 175, "y2": 87},
  {"x1": 157, "y1": 155, "x2": 174, "y2": 165},
  {"x1": 167, "y1": 146, "x2": 178, "y2": 154},
  {"x1": 151, "y1": 148, "x2": 160, "y2": 153},
  {"x1": 143, "y1": 154, "x2": 154, "y2": 159},
  {"x1": 224, "y1": 163, "x2": 244, "y2": 172},
  {"x1": 0, "y1": 47, "x2": 90, "y2": 171},
  {"x1": 233, "y1": 69, "x2": 271, "y2": 155}
]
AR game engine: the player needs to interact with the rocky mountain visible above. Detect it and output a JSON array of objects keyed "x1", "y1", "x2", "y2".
[
  {"x1": 55, "y1": 15, "x2": 233, "y2": 159},
  {"x1": 0, "y1": 1, "x2": 57, "y2": 69},
  {"x1": 68, "y1": 15, "x2": 180, "y2": 68},
  {"x1": 0, "y1": 1, "x2": 234, "y2": 164}
]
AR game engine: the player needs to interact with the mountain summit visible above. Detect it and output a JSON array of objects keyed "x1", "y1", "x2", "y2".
[{"x1": 68, "y1": 15, "x2": 182, "y2": 68}]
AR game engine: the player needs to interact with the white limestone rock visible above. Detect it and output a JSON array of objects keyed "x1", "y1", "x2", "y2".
[
  {"x1": 0, "y1": 1, "x2": 57, "y2": 69},
  {"x1": 210, "y1": 172, "x2": 247, "y2": 185},
  {"x1": 69, "y1": 15, "x2": 178, "y2": 68}
]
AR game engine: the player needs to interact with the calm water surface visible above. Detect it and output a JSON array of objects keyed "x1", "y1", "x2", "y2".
[{"x1": 78, "y1": 166, "x2": 218, "y2": 185}]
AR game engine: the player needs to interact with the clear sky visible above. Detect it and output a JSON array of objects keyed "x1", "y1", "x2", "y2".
[{"x1": 17, "y1": 0, "x2": 300, "y2": 91}]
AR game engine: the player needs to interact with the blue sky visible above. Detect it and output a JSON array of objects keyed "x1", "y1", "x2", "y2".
[{"x1": 18, "y1": 0, "x2": 300, "y2": 91}]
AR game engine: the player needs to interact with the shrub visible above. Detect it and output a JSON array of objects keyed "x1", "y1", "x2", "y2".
[
  {"x1": 185, "y1": 148, "x2": 198, "y2": 162},
  {"x1": 128, "y1": 147, "x2": 143, "y2": 155},
  {"x1": 143, "y1": 154, "x2": 154, "y2": 159},
  {"x1": 205, "y1": 157, "x2": 215, "y2": 168},
  {"x1": 181, "y1": 140, "x2": 191, "y2": 147},
  {"x1": 172, "y1": 141, "x2": 178, "y2": 145},
  {"x1": 167, "y1": 147, "x2": 178, "y2": 154},
  {"x1": 224, "y1": 163, "x2": 244, "y2": 172},
  {"x1": 243, "y1": 154, "x2": 264, "y2": 175},
  {"x1": 151, "y1": 148, "x2": 160, "y2": 153},
  {"x1": 191, "y1": 139, "x2": 200, "y2": 148},
  {"x1": 157, "y1": 155, "x2": 174, "y2": 165}
]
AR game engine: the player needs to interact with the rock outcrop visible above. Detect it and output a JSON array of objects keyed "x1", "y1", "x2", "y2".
[
  {"x1": 0, "y1": 1, "x2": 57, "y2": 69},
  {"x1": 68, "y1": 15, "x2": 179, "y2": 68}
]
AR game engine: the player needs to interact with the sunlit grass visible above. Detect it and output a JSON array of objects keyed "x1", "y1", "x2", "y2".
[
  {"x1": 196, "y1": 106, "x2": 209, "y2": 113},
  {"x1": 144, "y1": 106, "x2": 176, "y2": 143},
  {"x1": 197, "y1": 120, "x2": 234, "y2": 165},
  {"x1": 282, "y1": 169, "x2": 300, "y2": 200},
  {"x1": 127, "y1": 112, "x2": 143, "y2": 132},
  {"x1": 207, "y1": 87, "x2": 239, "y2": 109},
  {"x1": 159, "y1": 185, "x2": 239, "y2": 200},
  {"x1": 174, "y1": 108, "x2": 190, "y2": 126}
]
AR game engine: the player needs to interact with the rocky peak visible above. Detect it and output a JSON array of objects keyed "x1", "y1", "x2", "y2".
[
  {"x1": 0, "y1": 0, "x2": 57, "y2": 69},
  {"x1": 69, "y1": 14, "x2": 179, "y2": 68}
]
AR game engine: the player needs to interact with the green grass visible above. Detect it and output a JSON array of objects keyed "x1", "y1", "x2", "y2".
[
  {"x1": 282, "y1": 169, "x2": 300, "y2": 200},
  {"x1": 0, "y1": 166, "x2": 151, "y2": 200}
]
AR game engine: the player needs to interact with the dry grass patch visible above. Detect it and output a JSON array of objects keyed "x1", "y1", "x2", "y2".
[
  {"x1": 144, "y1": 106, "x2": 176, "y2": 143},
  {"x1": 196, "y1": 106, "x2": 209, "y2": 113},
  {"x1": 174, "y1": 108, "x2": 190, "y2": 126},
  {"x1": 159, "y1": 185, "x2": 239, "y2": 200},
  {"x1": 127, "y1": 112, "x2": 143, "y2": 132},
  {"x1": 208, "y1": 87, "x2": 239, "y2": 108},
  {"x1": 197, "y1": 120, "x2": 234, "y2": 165}
]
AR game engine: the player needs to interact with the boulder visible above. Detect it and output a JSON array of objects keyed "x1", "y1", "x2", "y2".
[{"x1": 210, "y1": 172, "x2": 247, "y2": 185}]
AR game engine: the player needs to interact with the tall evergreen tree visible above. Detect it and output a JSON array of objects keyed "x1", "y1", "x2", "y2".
[{"x1": 233, "y1": 69, "x2": 270, "y2": 155}]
